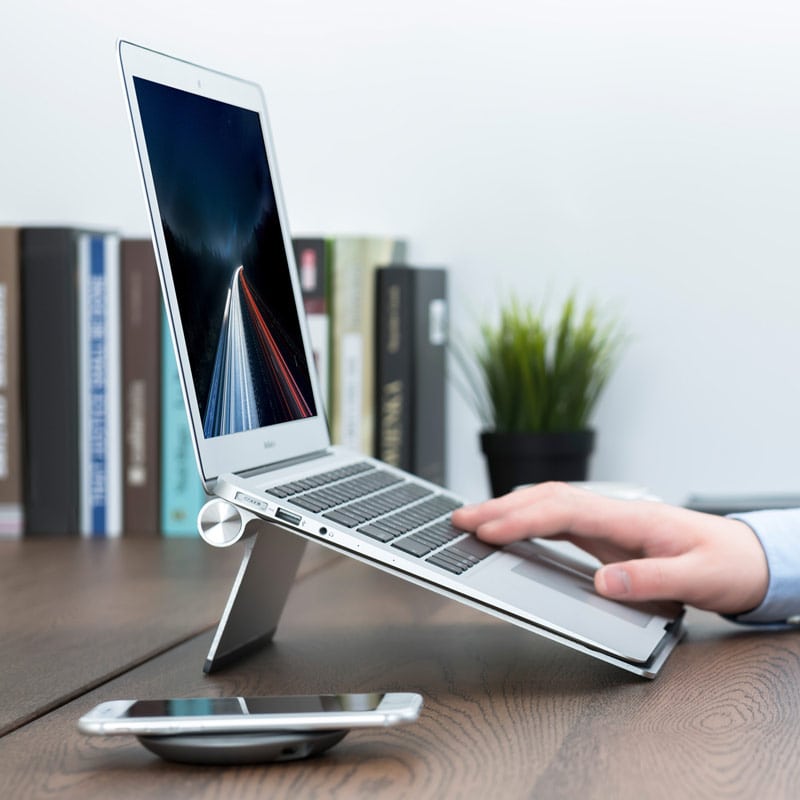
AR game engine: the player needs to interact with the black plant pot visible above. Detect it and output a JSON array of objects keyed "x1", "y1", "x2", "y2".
[{"x1": 479, "y1": 429, "x2": 596, "y2": 498}]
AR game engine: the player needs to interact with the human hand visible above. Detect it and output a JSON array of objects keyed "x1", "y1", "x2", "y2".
[{"x1": 451, "y1": 482, "x2": 769, "y2": 615}]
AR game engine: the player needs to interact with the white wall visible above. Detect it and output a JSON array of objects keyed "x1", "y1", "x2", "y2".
[{"x1": 2, "y1": 1, "x2": 800, "y2": 504}]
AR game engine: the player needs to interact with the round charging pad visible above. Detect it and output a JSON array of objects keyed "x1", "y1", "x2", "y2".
[{"x1": 137, "y1": 729, "x2": 348, "y2": 765}]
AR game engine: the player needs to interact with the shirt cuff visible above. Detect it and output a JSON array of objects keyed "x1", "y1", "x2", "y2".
[{"x1": 725, "y1": 509, "x2": 800, "y2": 625}]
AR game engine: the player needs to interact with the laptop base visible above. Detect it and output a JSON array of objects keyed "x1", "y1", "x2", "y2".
[{"x1": 203, "y1": 519, "x2": 306, "y2": 673}]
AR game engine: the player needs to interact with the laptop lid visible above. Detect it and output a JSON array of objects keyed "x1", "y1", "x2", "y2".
[{"x1": 118, "y1": 40, "x2": 329, "y2": 487}]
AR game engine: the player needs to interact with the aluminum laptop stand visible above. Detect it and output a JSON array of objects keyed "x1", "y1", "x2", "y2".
[
  {"x1": 197, "y1": 498, "x2": 682, "y2": 678},
  {"x1": 198, "y1": 499, "x2": 307, "y2": 673}
]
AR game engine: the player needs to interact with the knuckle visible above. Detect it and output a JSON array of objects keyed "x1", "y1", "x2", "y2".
[{"x1": 538, "y1": 481, "x2": 570, "y2": 501}]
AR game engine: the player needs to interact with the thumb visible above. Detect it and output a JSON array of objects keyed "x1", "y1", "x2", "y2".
[{"x1": 595, "y1": 557, "x2": 693, "y2": 604}]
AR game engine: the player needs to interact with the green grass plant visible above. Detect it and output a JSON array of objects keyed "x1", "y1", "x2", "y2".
[{"x1": 455, "y1": 295, "x2": 625, "y2": 433}]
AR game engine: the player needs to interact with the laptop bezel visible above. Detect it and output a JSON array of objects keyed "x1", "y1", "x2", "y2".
[{"x1": 118, "y1": 40, "x2": 330, "y2": 486}]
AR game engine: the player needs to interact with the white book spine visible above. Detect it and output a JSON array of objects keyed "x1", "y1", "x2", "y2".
[
  {"x1": 78, "y1": 233, "x2": 123, "y2": 537},
  {"x1": 104, "y1": 234, "x2": 123, "y2": 537}
]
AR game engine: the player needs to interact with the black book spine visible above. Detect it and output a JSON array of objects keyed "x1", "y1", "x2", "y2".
[
  {"x1": 21, "y1": 228, "x2": 81, "y2": 535},
  {"x1": 411, "y1": 269, "x2": 447, "y2": 485},
  {"x1": 375, "y1": 266, "x2": 413, "y2": 469}
]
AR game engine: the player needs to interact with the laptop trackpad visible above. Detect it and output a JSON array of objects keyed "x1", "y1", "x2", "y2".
[
  {"x1": 506, "y1": 540, "x2": 652, "y2": 628},
  {"x1": 462, "y1": 538, "x2": 679, "y2": 661}
]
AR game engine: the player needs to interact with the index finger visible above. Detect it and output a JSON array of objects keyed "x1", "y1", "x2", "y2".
[{"x1": 452, "y1": 482, "x2": 690, "y2": 557}]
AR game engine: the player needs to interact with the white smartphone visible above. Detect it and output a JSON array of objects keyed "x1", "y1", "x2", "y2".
[{"x1": 77, "y1": 692, "x2": 423, "y2": 736}]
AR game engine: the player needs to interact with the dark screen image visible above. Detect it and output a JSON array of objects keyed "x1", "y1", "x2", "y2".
[
  {"x1": 127, "y1": 694, "x2": 384, "y2": 717},
  {"x1": 133, "y1": 77, "x2": 316, "y2": 437}
]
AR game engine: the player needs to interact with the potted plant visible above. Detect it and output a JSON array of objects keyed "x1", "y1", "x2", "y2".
[{"x1": 455, "y1": 294, "x2": 625, "y2": 497}]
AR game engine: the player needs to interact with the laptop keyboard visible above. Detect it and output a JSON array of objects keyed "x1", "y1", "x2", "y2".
[{"x1": 266, "y1": 461, "x2": 496, "y2": 575}]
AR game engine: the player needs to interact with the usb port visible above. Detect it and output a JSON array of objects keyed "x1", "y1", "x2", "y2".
[{"x1": 275, "y1": 508, "x2": 302, "y2": 527}]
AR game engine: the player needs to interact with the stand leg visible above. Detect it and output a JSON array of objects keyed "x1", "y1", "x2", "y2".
[{"x1": 204, "y1": 520, "x2": 307, "y2": 673}]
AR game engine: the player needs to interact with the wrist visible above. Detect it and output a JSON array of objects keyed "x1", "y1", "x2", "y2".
[{"x1": 726, "y1": 510, "x2": 800, "y2": 624}]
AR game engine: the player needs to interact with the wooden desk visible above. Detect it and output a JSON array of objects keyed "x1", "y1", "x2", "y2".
[
  {"x1": 2, "y1": 540, "x2": 800, "y2": 798},
  {"x1": 0, "y1": 538, "x2": 335, "y2": 737}
]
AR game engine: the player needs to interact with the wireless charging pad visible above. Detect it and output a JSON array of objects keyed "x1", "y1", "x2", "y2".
[{"x1": 137, "y1": 729, "x2": 348, "y2": 765}]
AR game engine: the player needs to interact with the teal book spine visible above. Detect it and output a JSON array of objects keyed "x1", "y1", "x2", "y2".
[{"x1": 160, "y1": 308, "x2": 206, "y2": 537}]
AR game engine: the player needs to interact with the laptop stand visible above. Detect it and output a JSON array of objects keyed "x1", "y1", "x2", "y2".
[
  {"x1": 199, "y1": 501, "x2": 683, "y2": 679},
  {"x1": 202, "y1": 511, "x2": 306, "y2": 673}
]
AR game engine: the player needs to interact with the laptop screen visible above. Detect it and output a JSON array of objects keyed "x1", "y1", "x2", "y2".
[
  {"x1": 121, "y1": 41, "x2": 331, "y2": 481},
  {"x1": 132, "y1": 77, "x2": 317, "y2": 439}
]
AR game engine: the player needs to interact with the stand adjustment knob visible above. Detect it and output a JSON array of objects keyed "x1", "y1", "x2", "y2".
[{"x1": 197, "y1": 498, "x2": 245, "y2": 547}]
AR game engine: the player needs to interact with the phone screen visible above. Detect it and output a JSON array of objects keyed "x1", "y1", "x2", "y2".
[{"x1": 125, "y1": 693, "x2": 385, "y2": 718}]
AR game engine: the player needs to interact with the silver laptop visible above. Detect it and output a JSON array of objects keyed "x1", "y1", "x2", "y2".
[{"x1": 118, "y1": 40, "x2": 683, "y2": 678}]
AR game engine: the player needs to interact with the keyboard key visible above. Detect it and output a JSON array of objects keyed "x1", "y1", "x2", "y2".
[
  {"x1": 290, "y1": 495, "x2": 327, "y2": 513},
  {"x1": 322, "y1": 509, "x2": 365, "y2": 528},
  {"x1": 425, "y1": 535, "x2": 497, "y2": 574},
  {"x1": 358, "y1": 524, "x2": 397, "y2": 543},
  {"x1": 413, "y1": 525, "x2": 461, "y2": 548},
  {"x1": 429, "y1": 549, "x2": 476, "y2": 570},
  {"x1": 448, "y1": 537, "x2": 497, "y2": 561},
  {"x1": 392, "y1": 536, "x2": 436, "y2": 557},
  {"x1": 426, "y1": 554, "x2": 469, "y2": 574},
  {"x1": 415, "y1": 520, "x2": 462, "y2": 548}
]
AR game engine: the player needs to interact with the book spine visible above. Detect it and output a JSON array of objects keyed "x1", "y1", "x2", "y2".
[
  {"x1": 21, "y1": 228, "x2": 81, "y2": 535},
  {"x1": 374, "y1": 266, "x2": 413, "y2": 471},
  {"x1": 411, "y1": 268, "x2": 448, "y2": 485},
  {"x1": 120, "y1": 239, "x2": 161, "y2": 536},
  {"x1": 77, "y1": 233, "x2": 93, "y2": 535},
  {"x1": 329, "y1": 237, "x2": 406, "y2": 455},
  {"x1": 103, "y1": 234, "x2": 123, "y2": 537},
  {"x1": 78, "y1": 235, "x2": 122, "y2": 538},
  {"x1": 0, "y1": 228, "x2": 23, "y2": 538},
  {"x1": 328, "y1": 237, "x2": 365, "y2": 450},
  {"x1": 292, "y1": 237, "x2": 330, "y2": 416},
  {"x1": 160, "y1": 307, "x2": 205, "y2": 537}
]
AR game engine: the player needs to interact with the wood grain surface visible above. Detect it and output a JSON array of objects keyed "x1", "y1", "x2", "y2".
[
  {"x1": 2, "y1": 550, "x2": 800, "y2": 799},
  {"x1": 0, "y1": 537, "x2": 336, "y2": 737}
]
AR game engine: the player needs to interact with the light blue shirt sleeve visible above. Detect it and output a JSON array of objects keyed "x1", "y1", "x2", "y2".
[{"x1": 726, "y1": 509, "x2": 800, "y2": 625}]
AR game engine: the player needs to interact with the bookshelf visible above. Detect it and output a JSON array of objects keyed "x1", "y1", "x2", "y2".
[{"x1": 0, "y1": 227, "x2": 449, "y2": 538}]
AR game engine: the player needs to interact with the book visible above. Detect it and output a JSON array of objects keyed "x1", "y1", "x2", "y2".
[
  {"x1": 0, "y1": 228, "x2": 24, "y2": 538},
  {"x1": 292, "y1": 237, "x2": 329, "y2": 415},
  {"x1": 20, "y1": 228, "x2": 83, "y2": 535},
  {"x1": 160, "y1": 307, "x2": 206, "y2": 537},
  {"x1": 77, "y1": 233, "x2": 123, "y2": 538},
  {"x1": 120, "y1": 239, "x2": 162, "y2": 536},
  {"x1": 328, "y1": 237, "x2": 406, "y2": 455},
  {"x1": 375, "y1": 265, "x2": 448, "y2": 485}
]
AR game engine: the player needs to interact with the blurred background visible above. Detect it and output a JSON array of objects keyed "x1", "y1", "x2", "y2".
[{"x1": 3, "y1": 0, "x2": 799, "y2": 504}]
